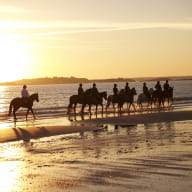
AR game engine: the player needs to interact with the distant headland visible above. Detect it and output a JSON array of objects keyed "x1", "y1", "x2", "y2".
[{"x1": 0, "y1": 76, "x2": 192, "y2": 86}]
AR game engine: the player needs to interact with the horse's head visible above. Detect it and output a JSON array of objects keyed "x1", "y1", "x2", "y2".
[
  {"x1": 100, "y1": 91, "x2": 107, "y2": 100},
  {"x1": 149, "y1": 88, "x2": 154, "y2": 94},
  {"x1": 30, "y1": 93, "x2": 39, "y2": 102},
  {"x1": 131, "y1": 87, "x2": 137, "y2": 95},
  {"x1": 169, "y1": 86, "x2": 174, "y2": 91}
]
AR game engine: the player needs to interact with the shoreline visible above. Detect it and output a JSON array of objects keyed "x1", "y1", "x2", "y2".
[
  {"x1": 0, "y1": 109, "x2": 192, "y2": 143},
  {"x1": 75, "y1": 110, "x2": 192, "y2": 125}
]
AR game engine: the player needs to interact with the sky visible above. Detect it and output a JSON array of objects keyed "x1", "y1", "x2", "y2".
[{"x1": 0, "y1": 0, "x2": 192, "y2": 82}]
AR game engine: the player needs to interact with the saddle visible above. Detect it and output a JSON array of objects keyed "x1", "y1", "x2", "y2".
[{"x1": 22, "y1": 97, "x2": 30, "y2": 105}]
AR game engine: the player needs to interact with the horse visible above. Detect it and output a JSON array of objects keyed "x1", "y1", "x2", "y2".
[
  {"x1": 163, "y1": 87, "x2": 174, "y2": 106},
  {"x1": 137, "y1": 88, "x2": 153, "y2": 110},
  {"x1": 151, "y1": 89, "x2": 164, "y2": 107},
  {"x1": 106, "y1": 94, "x2": 119, "y2": 112},
  {"x1": 117, "y1": 87, "x2": 137, "y2": 113},
  {"x1": 67, "y1": 88, "x2": 100, "y2": 115},
  {"x1": 9, "y1": 93, "x2": 39, "y2": 121},
  {"x1": 67, "y1": 94, "x2": 84, "y2": 114},
  {"x1": 81, "y1": 91, "x2": 107, "y2": 115}
]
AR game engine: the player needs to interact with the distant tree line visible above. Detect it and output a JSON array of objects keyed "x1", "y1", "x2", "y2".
[{"x1": 0, "y1": 76, "x2": 192, "y2": 86}]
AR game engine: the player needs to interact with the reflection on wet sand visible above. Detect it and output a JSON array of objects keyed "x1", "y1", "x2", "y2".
[
  {"x1": 0, "y1": 144, "x2": 22, "y2": 192},
  {"x1": 0, "y1": 120, "x2": 192, "y2": 191}
]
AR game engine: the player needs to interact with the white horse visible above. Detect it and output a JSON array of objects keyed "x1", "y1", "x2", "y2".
[{"x1": 137, "y1": 88, "x2": 153, "y2": 110}]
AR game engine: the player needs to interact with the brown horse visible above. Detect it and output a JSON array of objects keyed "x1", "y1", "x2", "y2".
[
  {"x1": 67, "y1": 94, "x2": 83, "y2": 114},
  {"x1": 163, "y1": 87, "x2": 174, "y2": 106},
  {"x1": 151, "y1": 89, "x2": 164, "y2": 107},
  {"x1": 117, "y1": 87, "x2": 137, "y2": 113},
  {"x1": 106, "y1": 94, "x2": 119, "y2": 112},
  {"x1": 9, "y1": 93, "x2": 39, "y2": 121},
  {"x1": 81, "y1": 91, "x2": 107, "y2": 115}
]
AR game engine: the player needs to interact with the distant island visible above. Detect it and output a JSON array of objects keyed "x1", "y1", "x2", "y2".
[{"x1": 0, "y1": 76, "x2": 192, "y2": 86}]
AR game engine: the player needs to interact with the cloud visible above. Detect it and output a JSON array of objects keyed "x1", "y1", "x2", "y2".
[
  {"x1": 17, "y1": 22, "x2": 192, "y2": 38},
  {"x1": 0, "y1": 6, "x2": 32, "y2": 13},
  {"x1": 1, "y1": 21, "x2": 192, "y2": 40}
]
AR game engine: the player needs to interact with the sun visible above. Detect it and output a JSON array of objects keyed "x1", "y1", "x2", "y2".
[{"x1": 0, "y1": 33, "x2": 31, "y2": 83}]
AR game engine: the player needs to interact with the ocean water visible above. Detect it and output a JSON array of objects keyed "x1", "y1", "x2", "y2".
[
  {"x1": 0, "y1": 80, "x2": 192, "y2": 192},
  {"x1": 0, "y1": 80, "x2": 192, "y2": 123}
]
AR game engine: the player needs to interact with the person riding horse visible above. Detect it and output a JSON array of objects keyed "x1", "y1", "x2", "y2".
[
  {"x1": 113, "y1": 84, "x2": 118, "y2": 95},
  {"x1": 163, "y1": 80, "x2": 170, "y2": 92},
  {"x1": 91, "y1": 83, "x2": 99, "y2": 95},
  {"x1": 155, "y1": 81, "x2": 162, "y2": 93},
  {"x1": 143, "y1": 82, "x2": 150, "y2": 98},
  {"x1": 153, "y1": 81, "x2": 164, "y2": 106},
  {"x1": 78, "y1": 83, "x2": 84, "y2": 102},
  {"x1": 21, "y1": 85, "x2": 30, "y2": 104},
  {"x1": 163, "y1": 80, "x2": 173, "y2": 105},
  {"x1": 85, "y1": 83, "x2": 99, "y2": 96},
  {"x1": 125, "y1": 82, "x2": 130, "y2": 95},
  {"x1": 78, "y1": 83, "x2": 84, "y2": 96},
  {"x1": 113, "y1": 83, "x2": 119, "y2": 101}
]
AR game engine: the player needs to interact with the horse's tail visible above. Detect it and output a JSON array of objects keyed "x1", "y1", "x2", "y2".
[{"x1": 8, "y1": 100, "x2": 13, "y2": 116}]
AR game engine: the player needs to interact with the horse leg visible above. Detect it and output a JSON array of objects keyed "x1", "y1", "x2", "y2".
[
  {"x1": 26, "y1": 108, "x2": 30, "y2": 120},
  {"x1": 96, "y1": 105, "x2": 98, "y2": 117},
  {"x1": 168, "y1": 97, "x2": 170, "y2": 106},
  {"x1": 106, "y1": 101, "x2": 110, "y2": 111},
  {"x1": 132, "y1": 103, "x2": 136, "y2": 112},
  {"x1": 81, "y1": 104, "x2": 85, "y2": 114},
  {"x1": 67, "y1": 103, "x2": 72, "y2": 114},
  {"x1": 29, "y1": 107, "x2": 36, "y2": 120},
  {"x1": 73, "y1": 103, "x2": 77, "y2": 114},
  {"x1": 112, "y1": 103, "x2": 116, "y2": 113},
  {"x1": 89, "y1": 105, "x2": 92, "y2": 115},
  {"x1": 118, "y1": 103, "x2": 122, "y2": 113},
  {"x1": 13, "y1": 108, "x2": 18, "y2": 121}
]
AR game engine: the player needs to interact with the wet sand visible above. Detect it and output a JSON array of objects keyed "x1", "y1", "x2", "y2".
[
  {"x1": 1, "y1": 109, "x2": 192, "y2": 143},
  {"x1": 0, "y1": 109, "x2": 192, "y2": 192}
]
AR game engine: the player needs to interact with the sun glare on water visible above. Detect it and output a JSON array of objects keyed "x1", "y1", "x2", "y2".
[{"x1": 0, "y1": 33, "x2": 32, "y2": 83}]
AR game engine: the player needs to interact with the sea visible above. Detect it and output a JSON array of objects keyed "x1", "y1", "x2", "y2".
[
  {"x1": 0, "y1": 80, "x2": 192, "y2": 124},
  {"x1": 0, "y1": 80, "x2": 192, "y2": 192}
]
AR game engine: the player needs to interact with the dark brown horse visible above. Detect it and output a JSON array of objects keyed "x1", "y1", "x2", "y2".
[
  {"x1": 67, "y1": 94, "x2": 83, "y2": 114},
  {"x1": 9, "y1": 93, "x2": 39, "y2": 121},
  {"x1": 117, "y1": 87, "x2": 137, "y2": 112},
  {"x1": 163, "y1": 87, "x2": 174, "y2": 106},
  {"x1": 151, "y1": 89, "x2": 164, "y2": 107},
  {"x1": 81, "y1": 91, "x2": 107, "y2": 115}
]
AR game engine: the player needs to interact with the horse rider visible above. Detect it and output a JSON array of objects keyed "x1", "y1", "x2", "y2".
[
  {"x1": 113, "y1": 84, "x2": 119, "y2": 96},
  {"x1": 91, "y1": 83, "x2": 99, "y2": 95},
  {"x1": 155, "y1": 81, "x2": 162, "y2": 92},
  {"x1": 78, "y1": 83, "x2": 84, "y2": 101},
  {"x1": 125, "y1": 82, "x2": 130, "y2": 95},
  {"x1": 78, "y1": 83, "x2": 84, "y2": 96},
  {"x1": 113, "y1": 83, "x2": 119, "y2": 100},
  {"x1": 163, "y1": 80, "x2": 170, "y2": 92},
  {"x1": 143, "y1": 82, "x2": 150, "y2": 98},
  {"x1": 21, "y1": 85, "x2": 30, "y2": 104}
]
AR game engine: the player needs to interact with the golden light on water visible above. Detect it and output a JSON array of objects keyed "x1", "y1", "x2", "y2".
[
  {"x1": 0, "y1": 146, "x2": 21, "y2": 192},
  {"x1": 0, "y1": 86, "x2": 7, "y2": 113}
]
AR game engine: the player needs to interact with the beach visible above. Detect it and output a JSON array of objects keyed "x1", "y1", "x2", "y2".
[{"x1": 0, "y1": 107, "x2": 192, "y2": 192}]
